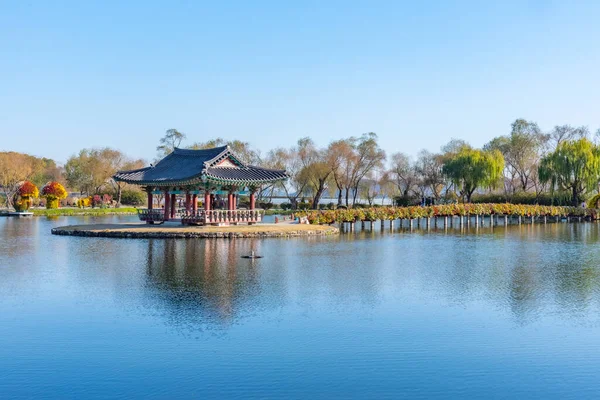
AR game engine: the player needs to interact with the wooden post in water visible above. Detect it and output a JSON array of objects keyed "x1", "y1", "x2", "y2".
[
  {"x1": 544, "y1": 215, "x2": 547, "y2": 224},
  {"x1": 466, "y1": 214, "x2": 470, "y2": 227},
  {"x1": 426, "y1": 217, "x2": 430, "y2": 229},
  {"x1": 409, "y1": 219, "x2": 413, "y2": 230},
  {"x1": 504, "y1": 215, "x2": 508, "y2": 226},
  {"x1": 444, "y1": 216, "x2": 448, "y2": 228},
  {"x1": 518, "y1": 215, "x2": 522, "y2": 225},
  {"x1": 475, "y1": 214, "x2": 479, "y2": 227}
]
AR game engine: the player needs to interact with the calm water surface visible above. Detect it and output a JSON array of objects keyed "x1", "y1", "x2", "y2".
[{"x1": 2, "y1": 216, "x2": 600, "y2": 398}]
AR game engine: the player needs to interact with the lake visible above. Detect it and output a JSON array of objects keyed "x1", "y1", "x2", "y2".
[{"x1": 2, "y1": 215, "x2": 600, "y2": 399}]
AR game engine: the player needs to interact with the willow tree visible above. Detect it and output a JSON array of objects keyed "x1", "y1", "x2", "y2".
[
  {"x1": 538, "y1": 138, "x2": 600, "y2": 206},
  {"x1": 442, "y1": 147, "x2": 504, "y2": 203}
]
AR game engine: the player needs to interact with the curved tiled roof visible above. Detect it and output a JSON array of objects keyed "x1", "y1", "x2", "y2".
[
  {"x1": 205, "y1": 165, "x2": 288, "y2": 184},
  {"x1": 113, "y1": 146, "x2": 287, "y2": 186}
]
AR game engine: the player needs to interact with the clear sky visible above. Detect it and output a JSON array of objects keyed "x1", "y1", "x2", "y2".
[{"x1": 1, "y1": 0, "x2": 599, "y2": 164}]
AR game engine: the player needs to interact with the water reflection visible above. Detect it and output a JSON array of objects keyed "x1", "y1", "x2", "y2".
[
  {"x1": 3, "y1": 216, "x2": 600, "y2": 331},
  {"x1": 142, "y1": 238, "x2": 273, "y2": 332},
  {"x1": 5, "y1": 217, "x2": 600, "y2": 397}
]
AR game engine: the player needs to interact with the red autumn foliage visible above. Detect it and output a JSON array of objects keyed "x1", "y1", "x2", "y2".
[
  {"x1": 41, "y1": 181, "x2": 67, "y2": 199},
  {"x1": 18, "y1": 181, "x2": 39, "y2": 198}
]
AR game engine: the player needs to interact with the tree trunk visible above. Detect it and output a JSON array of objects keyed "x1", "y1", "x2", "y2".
[
  {"x1": 352, "y1": 185, "x2": 359, "y2": 205},
  {"x1": 116, "y1": 184, "x2": 122, "y2": 208},
  {"x1": 312, "y1": 183, "x2": 326, "y2": 209},
  {"x1": 466, "y1": 189, "x2": 475, "y2": 203}
]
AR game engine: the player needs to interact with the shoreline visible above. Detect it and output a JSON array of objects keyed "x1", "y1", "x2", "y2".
[{"x1": 51, "y1": 222, "x2": 339, "y2": 239}]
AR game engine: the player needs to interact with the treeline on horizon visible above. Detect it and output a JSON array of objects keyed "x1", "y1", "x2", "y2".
[{"x1": 2, "y1": 119, "x2": 600, "y2": 210}]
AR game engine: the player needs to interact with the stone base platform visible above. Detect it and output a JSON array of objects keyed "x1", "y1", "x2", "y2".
[{"x1": 51, "y1": 222, "x2": 339, "y2": 239}]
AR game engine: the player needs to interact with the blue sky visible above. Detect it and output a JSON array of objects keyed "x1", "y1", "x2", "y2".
[{"x1": 1, "y1": 1, "x2": 599, "y2": 163}]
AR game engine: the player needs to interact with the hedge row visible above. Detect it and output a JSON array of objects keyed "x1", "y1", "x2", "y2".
[{"x1": 298, "y1": 204, "x2": 594, "y2": 225}]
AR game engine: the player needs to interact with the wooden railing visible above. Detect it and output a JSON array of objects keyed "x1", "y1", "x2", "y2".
[
  {"x1": 138, "y1": 208, "x2": 263, "y2": 225},
  {"x1": 182, "y1": 209, "x2": 263, "y2": 225}
]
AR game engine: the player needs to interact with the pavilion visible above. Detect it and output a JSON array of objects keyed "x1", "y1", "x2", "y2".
[{"x1": 113, "y1": 146, "x2": 288, "y2": 225}]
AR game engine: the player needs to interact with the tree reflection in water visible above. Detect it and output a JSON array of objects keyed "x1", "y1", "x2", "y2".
[
  {"x1": 143, "y1": 238, "x2": 269, "y2": 333},
  {"x1": 4, "y1": 216, "x2": 600, "y2": 335}
]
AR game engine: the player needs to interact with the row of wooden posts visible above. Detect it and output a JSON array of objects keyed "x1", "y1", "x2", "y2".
[{"x1": 340, "y1": 214, "x2": 590, "y2": 231}]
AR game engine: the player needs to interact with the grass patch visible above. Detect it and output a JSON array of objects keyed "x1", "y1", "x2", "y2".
[{"x1": 32, "y1": 207, "x2": 138, "y2": 216}]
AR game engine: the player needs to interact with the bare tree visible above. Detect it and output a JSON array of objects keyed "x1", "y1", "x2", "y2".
[
  {"x1": 189, "y1": 138, "x2": 261, "y2": 165},
  {"x1": 390, "y1": 152, "x2": 418, "y2": 203},
  {"x1": 484, "y1": 119, "x2": 546, "y2": 195},
  {"x1": 157, "y1": 129, "x2": 186, "y2": 158},
  {"x1": 415, "y1": 150, "x2": 446, "y2": 201},
  {"x1": 326, "y1": 139, "x2": 354, "y2": 207},
  {"x1": 547, "y1": 125, "x2": 589, "y2": 150},
  {"x1": 0, "y1": 152, "x2": 43, "y2": 210},
  {"x1": 346, "y1": 133, "x2": 386, "y2": 206}
]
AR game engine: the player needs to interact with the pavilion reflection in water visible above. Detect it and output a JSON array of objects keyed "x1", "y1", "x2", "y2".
[
  {"x1": 142, "y1": 238, "x2": 278, "y2": 330},
  {"x1": 113, "y1": 223, "x2": 600, "y2": 332}
]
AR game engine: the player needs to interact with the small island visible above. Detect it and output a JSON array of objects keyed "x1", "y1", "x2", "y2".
[{"x1": 51, "y1": 222, "x2": 338, "y2": 239}]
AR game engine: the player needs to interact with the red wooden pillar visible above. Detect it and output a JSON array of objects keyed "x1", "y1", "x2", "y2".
[
  {"x1": 192, "y1": 194, "x2": 198, "y2": 213},
  {"x1": 163, "y1": 190, "x2": 170, "y2": 221},
  {"x1": 204, "y1": 190, "x2": 211, "y2": 211},
  {"x1": 147, "y1": 190, "x2": 153, "y2": 210},
  {"x1": 227, "y1": 193, "x2": 233, "y2": 210},
  {"x1": 185, "y1": 193, "x2": 191, "y2": 213},
  {"x1": 250, "y1": 192, "x2": 256, "y2": 210},
  {"x1": 170, "y1": 193, "x2": 176, "y2": 219},
  {"x1": 232, "y1": 194, "x2": 237, "y2": 210}
]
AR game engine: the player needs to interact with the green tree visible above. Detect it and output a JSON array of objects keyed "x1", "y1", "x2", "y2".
[
  {"x1": 298, "y1": 160, "x2": 333, "y2": 209},
  {"x1": 538, "y1": 138, "x2": 600, "y2": 206},
  {"x1": 65, "y1": 148, "x2": 144, "y2": 203},
  {"x1": 442, "y1": 146, "x2": 505, "y2": 203}
]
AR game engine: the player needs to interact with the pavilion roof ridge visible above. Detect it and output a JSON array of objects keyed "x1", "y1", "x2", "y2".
[{"x1": 113, "y1": 145, "x2": 287, "y2": 186}]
